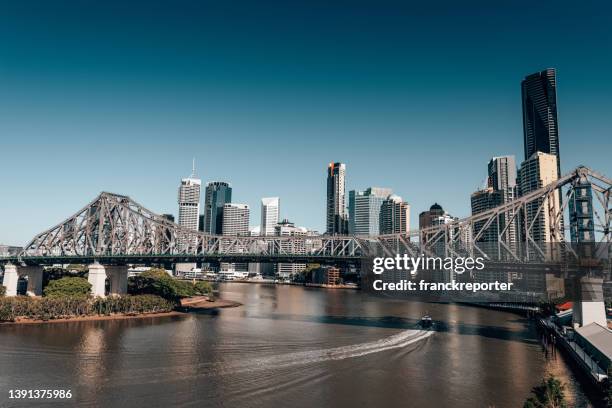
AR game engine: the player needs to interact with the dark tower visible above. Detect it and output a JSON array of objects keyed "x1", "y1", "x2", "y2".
[{"x1": 521, "y1": 68, "x2": 561, "y2": 177}]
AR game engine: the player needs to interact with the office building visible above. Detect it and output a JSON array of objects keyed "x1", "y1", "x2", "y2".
[
  {"x1": 518, "y1": 152, "x2": 562, "y2": 243},
  {"x1": 222, "y1": 204, "x2": 250, "y2": 236},
  {"x1": 176, "y1": 165, "x2": 201, "y2": 273},
  {"x1": 380, "y1": 195, "x2": 410, "y2": 234},
  {"x1": 488, "y1": 156, "x2": 518, "y2": 246},
  {"x1": 261, "y1": 197, "x2": 280, "y2": 236},
  {"x1": 521, "y1": 69, "x2": 561, "y2": 177},
  {"x1": 275, "y1": 219, "x2": 308, "y2": 279},
  {"x1": 348, "y1": 187, "x2": 392, "y2": 235},
  {"x1": 470, "y1": 187, "x2": 503, "y2": 242},
  {"x1": 203, "y1": 181, "x2": 232, "y2": 234},
  {"x1": 569, "y1": 179, "x2": 596, "y2": 243},
  {"x1": 221, "y1": 203, "x2": 250, "y2": 272},
  {"x1": 419, "y1": 203, "x2": 445, "y2": 230},
  {"x1": 177, "y1": 175, "x2": 201, "y2": 233},
  {"x1": 326, "y1": 162, "x2": 348, "y2": 234}
]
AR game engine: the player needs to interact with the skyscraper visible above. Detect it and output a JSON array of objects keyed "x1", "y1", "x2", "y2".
[
  {"x1": 222, "y1": 204, "x2": 250, "y2": 236},
  {"x1": 470, "y1": 187, "x2": 503, "y2": 242},
  {"x1": 176, "y1": 163, "x2": 201, "y2": 273},
  {"x1": 487, "y1": 155, "x2": 518, "y2": 246},
  {"x1": 348, "y1": 187, "x2": 393, "y2": 235},
  {"x1": 488, "y1": 156, "x2": 517, "y2": 197},
  {"x1": 380, "y1": 195, "x2": 410, "y2": 234},
  {"x1": 221, "y1": 203, "x2": 250, "y2": 272},
  {"x1": 568, "y1": 179, "x2": 595, "y2": 243},
  {"x1": 261, "y1": 197, "x2": 280, "y2": 236},
  {"x1": 518, "y1": 152, "x2": 562, "y2": 243},
  {"x1": 203, "y1": 181, "x2": 232, "y2": 235},
  {"x1": 178, "y1": 175, "x2": 201, "y2": 233},
  {"x1": 326, "y1": 162, "x2": 348, "y2": 235},
  {"x1": 521, "y1": 68, "x2": 561, "y2": 177}
]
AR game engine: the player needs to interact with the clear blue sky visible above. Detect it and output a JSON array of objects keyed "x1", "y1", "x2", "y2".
[{"x1": 1, "y1": 0, "x2": 611, "y2": 245}]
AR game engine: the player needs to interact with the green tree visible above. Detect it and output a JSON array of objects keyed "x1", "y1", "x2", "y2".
[
  {"x1": 0, "y1": 285, "x2": 6, "y2": 297},
  {"x1": 44, "y1": 277, "x2": 92, "y2": 299},
  {"x1": 194, "y1": 281, "x2": 213, "y2": 296},
  {"x1": 128, "y1": 268, "x2": 197, "y2": 301},
  {"x1": 523, "y1": 376, "x2": 567, "y2": 408}
]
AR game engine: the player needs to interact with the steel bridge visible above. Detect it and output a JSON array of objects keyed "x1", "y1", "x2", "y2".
[
  {"x1": 0, "y1": 166, "x2": 610, "y2": 299},
  {"x1": 0, "y1": 165, "x2": 609, "y2": 266}
]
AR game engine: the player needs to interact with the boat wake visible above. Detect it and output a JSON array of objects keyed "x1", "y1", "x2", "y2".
[{"x1": 228, "y1": 328, "x2": 434, "y2": 374}]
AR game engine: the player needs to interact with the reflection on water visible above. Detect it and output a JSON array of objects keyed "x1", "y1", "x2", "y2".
[{"x1": 0, "y1": 283, "x2": 592, "y2": 408}]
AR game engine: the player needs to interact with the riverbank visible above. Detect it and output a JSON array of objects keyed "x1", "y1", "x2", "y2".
[
  {"x1": 0, "y1": 310, "x2": 187, "y2": 325},
  {"x1": 220, "y1": 279, "x2": 359, "y2": 290},
  {"x1": 0, "y1": 296, "x2": 242, "y2": 325}
]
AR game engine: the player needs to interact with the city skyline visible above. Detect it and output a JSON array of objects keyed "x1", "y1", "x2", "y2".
[{"x1": 1, "y1": 1, "x2": 612, "y2": 245}]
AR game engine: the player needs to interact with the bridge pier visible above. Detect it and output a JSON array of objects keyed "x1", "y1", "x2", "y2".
[
  {"x1": 107, "y1": 265, "x2": 128, "y2": 296},
  {"x1": 24, "y1": 266, "x2": 43, "y2": 296},
  {"x1": 1, "y1": 264, "x2": 43, "y2": 296},
  {"x1": 572, "y1": 276, "x2": 607, "y2": 328},
  {"x1": 2, "y1": 264, "x2": 19, "y2": 296},
  {"x1": 88, "y1": 263, "x2": 107, "y2": 297}
]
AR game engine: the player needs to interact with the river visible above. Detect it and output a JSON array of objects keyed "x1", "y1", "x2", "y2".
[{"x1": 0, "y1": 283, "x2": 593, "y2": 407}]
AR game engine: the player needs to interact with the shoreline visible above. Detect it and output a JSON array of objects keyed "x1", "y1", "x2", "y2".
[
  {"x1": 0, "y1": 310, "x2": 187, "y2": 325},
  {"x1": 216, "y1": 280, "x2": 359, "y2": 290},
  {"x1": 180, "y1": 296, "x2": 243, "y2": 310},
  {"x1": 0, "y1": 297, "x2": 242, "y2": 326}
]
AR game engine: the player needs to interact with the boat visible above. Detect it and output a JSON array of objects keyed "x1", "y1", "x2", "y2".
[{"x1": 420, "y1": 315, "x2": 433, "y2": 328}]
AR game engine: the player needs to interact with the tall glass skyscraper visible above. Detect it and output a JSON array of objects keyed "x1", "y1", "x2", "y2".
[
  {"x1": 487, "y1": 156, "x2": 518, "y2": 247},
  {"x1": 521, "y1": 68, "x2": 561, "y2": 177},
  {"x1": 203, "y1": 181, "x2": 232, "y2": 235},
  {"x1": 326, "y1": 162, "x2": 348, "y2": 234},
  {"x1": 348, "y1": 187, "x2": 392, "y2": 235}
]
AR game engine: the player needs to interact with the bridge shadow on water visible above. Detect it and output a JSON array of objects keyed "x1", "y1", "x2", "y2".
[{"x1": 224, "y1": 312, "x2": 541, "y2": 346}]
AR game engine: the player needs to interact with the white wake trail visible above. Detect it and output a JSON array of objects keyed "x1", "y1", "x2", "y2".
[{"x1": 230, "y1": 328, "x2": 434, "y2": 373}]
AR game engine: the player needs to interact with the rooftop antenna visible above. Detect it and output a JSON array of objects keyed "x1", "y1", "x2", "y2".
[{"x1": 191, "y1": 158, "x2": 196, "y2": 178}]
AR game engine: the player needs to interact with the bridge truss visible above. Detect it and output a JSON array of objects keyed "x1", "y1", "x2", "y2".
[{"x1": 3, "y1": 166, "x2": 611, "y2": 266}]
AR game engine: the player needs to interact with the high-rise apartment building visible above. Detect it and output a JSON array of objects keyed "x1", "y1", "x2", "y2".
[
  {"x1": 326, "y1": 162, "x2": 348, "y2": 234},
  {"x1": 203, "y1": 181, "x2": 232, "y2": 234},
  {"x1": 348, "y1": 187, "x2": 393, "y2": 235},
  {"x1": 521, "y1": 69, "x2": 561, "y2": 177},
  {"x1": 261, "y1": 197, "x2": 280, "y2": 236},
  {"x1": 518, "y1": 152, "x2": 562, "y2": 243},
  {"x1": 379, "y1": 195, "x2": 410, "y2": 234}
]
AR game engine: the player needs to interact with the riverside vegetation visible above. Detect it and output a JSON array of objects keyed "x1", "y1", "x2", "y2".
[{"x1": 0, "y1": 267, "x2": 214, "y2": 322}]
